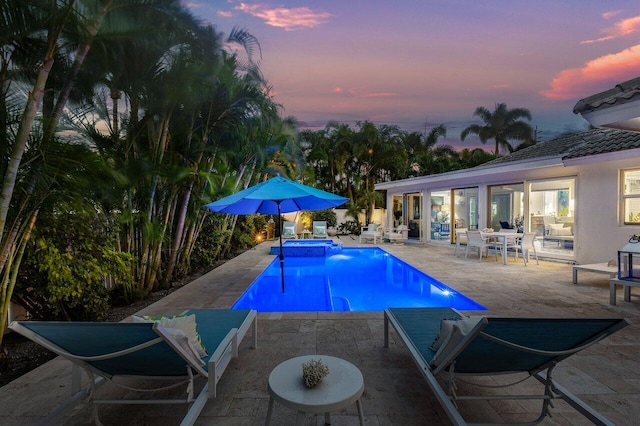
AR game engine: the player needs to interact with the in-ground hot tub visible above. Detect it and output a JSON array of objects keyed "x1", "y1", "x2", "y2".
[{"x1": 270, "y1": 239, "x2": 342, "y2": 257}]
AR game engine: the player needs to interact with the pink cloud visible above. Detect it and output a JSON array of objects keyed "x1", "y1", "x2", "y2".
[
  {"x1": 331, "y1": 87, "x2": 397, "y2": 98},
  {"x1": 603, "y1": 10, "x2": 623, "y2": 20},
  {"x1": 493, "y1": 84, "x2": 511, "y2": 89},
  {"x1": 217, "y1": 10, "x2": 233, "y2": 18},
  {"x1": 361, "y1": 92, "x2": 398, "y2": 98},
  {"x1": 234, "y1": 3, "x2": 332, "y2": 31},
  {"x1": 581, "y1": 15, "x2": 640, "y2": 44},
  {"x1": 540, "y1": 44, "x2": 640, "y2": 100}
]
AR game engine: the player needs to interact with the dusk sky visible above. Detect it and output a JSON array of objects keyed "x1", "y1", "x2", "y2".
[{"x1": 188, "y1": 1, "x2": 640, "y2": 149}]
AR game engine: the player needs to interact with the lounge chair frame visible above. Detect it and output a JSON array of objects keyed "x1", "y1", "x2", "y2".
[
  {"x1": 9, "y1": 309, "x2": 257, "y2": 426},
  {"x1": 383, "y1": 307, "x2": 628, "y2": 426}
]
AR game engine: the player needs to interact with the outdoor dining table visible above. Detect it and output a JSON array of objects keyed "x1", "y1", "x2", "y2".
[{"x1": 479, "y1": 231, "x2": 523, "y2": 265}]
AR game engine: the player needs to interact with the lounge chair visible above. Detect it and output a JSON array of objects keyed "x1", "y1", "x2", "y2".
[
  {"x1": 384, "y1": 307, "x2": 629, "y2": 425},
  {"x1": 282, "y1": 221, "x2": 298, "y2": 239},
  {"x1": 9, "y1": 309, "x2": 257, "y2": 426},
  {"x1": 359, "y1": 223, "x2": 382, "y2": 243},
  {"x1": 312, "y1": 220, "x2": 328, "y2": 238},
  {"x1": 387, "y1": 224, "x2": 408, "y2": 243}
]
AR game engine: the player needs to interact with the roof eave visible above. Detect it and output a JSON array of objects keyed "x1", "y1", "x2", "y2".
[
  {"x1": 375, "y1": 157, "x2": 561, "y2": 191},
  {"x1": 579, "y1": 100, "x2": 640, "y2": 132}
]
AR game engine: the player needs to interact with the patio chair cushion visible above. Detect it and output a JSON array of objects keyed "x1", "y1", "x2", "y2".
[
  {"x1": 314, "y1": 226, "x2": 326, "y2": 236},
  {"x1": 133, "y1": 313, "x2": 207, "y2": 359},
  {"x1": 283, "y1": 227, "x2": 296, "y2": 237},
  {"x1": 430, "y1": 316, "x2": 484, "y2": 367},
  {"x1": 548, "y1": 223, "x2": 572, "y2": 236}
]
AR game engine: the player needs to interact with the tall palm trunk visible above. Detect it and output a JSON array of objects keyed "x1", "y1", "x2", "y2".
[
  {"x1": 0, "y1": 209, "x2": 37, "y2": 346},
  {"x1": 42, "y1": 0, "x2": 113, "y2": 144},
  {"x1": 0, "y1": 56, "x2": 52, "y2": 271}
]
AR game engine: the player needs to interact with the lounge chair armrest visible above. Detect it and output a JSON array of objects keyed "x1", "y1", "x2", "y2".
[{"x1": 207, "y1": 328, "x2": 238, "y2": 398}]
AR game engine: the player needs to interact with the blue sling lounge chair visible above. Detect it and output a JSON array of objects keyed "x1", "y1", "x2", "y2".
[
  {"x1": 9, "y1": 308, "x2": 257, "y2": 426},
  {"x1": 383, "y1": 307, "x2": 629, "y2": 426}
]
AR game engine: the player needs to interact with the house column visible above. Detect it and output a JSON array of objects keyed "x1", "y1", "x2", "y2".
[{"x1": 477, "y1": 183, "x2": 488, "y2": 230}]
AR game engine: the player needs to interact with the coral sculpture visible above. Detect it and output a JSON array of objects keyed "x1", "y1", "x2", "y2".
[{"x1": 302, "y1": 358, "x2": 329, "y2": 389}]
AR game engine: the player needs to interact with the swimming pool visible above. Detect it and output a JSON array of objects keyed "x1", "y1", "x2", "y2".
[{"x1": 232, "y1": 245, "x2": 486, "y2": 312}]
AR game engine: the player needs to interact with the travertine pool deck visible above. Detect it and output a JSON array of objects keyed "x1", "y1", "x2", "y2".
[{"x1": 1, "y1": 237, "x2": 638, "y2": 425}]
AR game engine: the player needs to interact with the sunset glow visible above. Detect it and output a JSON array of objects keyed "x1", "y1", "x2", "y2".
[{"x1": 190, "y1": 1, "x2": 640, "y2": 147}]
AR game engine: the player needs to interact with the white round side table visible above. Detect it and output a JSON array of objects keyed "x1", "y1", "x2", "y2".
[{"x1": 265, "y1": 355, "x2": 365, "y2": 426}]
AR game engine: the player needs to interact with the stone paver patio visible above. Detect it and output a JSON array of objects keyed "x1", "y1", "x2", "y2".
[{"x1": 1, "y1": 237, "x2": 638, "y2": 425}]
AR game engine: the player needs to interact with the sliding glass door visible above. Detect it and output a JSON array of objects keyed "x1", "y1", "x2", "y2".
[{"x1": 528, "y1": 178, "x2": 575, "y2": 259}]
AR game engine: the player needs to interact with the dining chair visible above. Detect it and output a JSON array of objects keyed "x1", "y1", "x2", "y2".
[
  {"x1": 492, "y1": 229, "x2": 518, "y2": 261},
  {"x1": 465, "y1": 231, "x2": 488, "y2": 262},
  {"x1": 453, "y1": 228, "x2": 468, "y2": 256},
  {"x1": 515, "y1": 232, "x2": 539, "y2": 266}
]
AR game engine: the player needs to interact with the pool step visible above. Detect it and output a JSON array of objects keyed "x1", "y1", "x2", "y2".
[{"x1": 332, "y1": 296, "x2": 352, "y2": 312}]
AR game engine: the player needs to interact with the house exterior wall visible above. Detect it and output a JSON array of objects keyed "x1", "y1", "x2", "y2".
[{"x1": 379, "y1": 154, "x2": 640, "y2": 264}]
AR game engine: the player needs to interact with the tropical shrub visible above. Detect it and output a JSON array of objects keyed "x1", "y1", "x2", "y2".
[
  {"x1": 15, "y1": 208, "x2": 134, "y2": 320},
  {"x1": 312, "y1": 209, "x2": 337, "y2": 227}
]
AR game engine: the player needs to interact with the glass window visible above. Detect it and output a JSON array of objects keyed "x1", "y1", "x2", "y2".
[
  {"x1": 488, "y1": 184, "x2": 524, "y2": 231},
  {"x1": 622, "y1": 169, "x2": 640, "y2": 224}
]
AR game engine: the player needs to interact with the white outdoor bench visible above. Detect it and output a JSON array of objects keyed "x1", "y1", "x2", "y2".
[
  {"x1": 572, "y1": 263, "x2": 617, "y2": 284},
  {"x1": 609, "y1": 278, "x2": 640, "y2": 305}
]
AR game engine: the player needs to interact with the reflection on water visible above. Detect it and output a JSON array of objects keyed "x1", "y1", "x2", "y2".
[{"x1": 233, "y1": 247, "x2": 486, "y2": 313}]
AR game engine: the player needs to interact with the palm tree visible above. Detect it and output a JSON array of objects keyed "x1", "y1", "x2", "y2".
[{"x1": 460, "y1": 103, "x2": 534, "y2": 156}]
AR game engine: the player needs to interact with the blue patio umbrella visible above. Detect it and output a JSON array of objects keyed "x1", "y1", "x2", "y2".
[{"x1": 205, "y1": 176, "x2": 348, "y2": 291}]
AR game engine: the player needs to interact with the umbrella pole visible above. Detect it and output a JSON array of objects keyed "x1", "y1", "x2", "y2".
[{"x1": 278, "y1": 203, "x2": 285, "y2": 292}]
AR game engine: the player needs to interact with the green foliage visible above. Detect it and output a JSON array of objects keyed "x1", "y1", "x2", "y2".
[
  {"x1": 190, "y1": 217, "x2": 231, "y2": 269},
  {"x1": 16, "y1": 207, "x2": 135, "y2": 320},
  {"x1": 300, "y1": 212, "x2": 313, "y2": 230},
  {"x1": 312, "y1": 209, "x2": 337, "y2": 227},
  {"x1": 233, "y1": 215, "x2": 268, "y2": 248},
  {"x1": 338, "y1": 220, "x2": 360, "y2": 235},
  {"x1": 460, "y1": 103, "x2": 534, "y2": 156}
]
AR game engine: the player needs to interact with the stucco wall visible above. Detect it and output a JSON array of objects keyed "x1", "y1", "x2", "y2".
[{"x1": 380, "y1": 154, "x2": 640, "y2": 264}]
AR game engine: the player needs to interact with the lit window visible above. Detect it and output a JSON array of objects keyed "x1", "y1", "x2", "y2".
[{"x1": 622, "y1": 169, "x2": 640, "y2": 224}]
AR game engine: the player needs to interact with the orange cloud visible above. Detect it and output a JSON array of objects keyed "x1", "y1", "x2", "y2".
[
  {"x1": 582, "y1": 15, "x2": 640, "y2": 44},
  {"x1": 540, "y1": 44, "x2": 640, "y2": 100},
  {"x1": 235, "y1": 3, "x2": 332, "y2": 31}
]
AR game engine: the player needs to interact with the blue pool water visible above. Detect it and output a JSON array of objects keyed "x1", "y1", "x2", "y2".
[{"x1": 232, "y1": 244, "x2": 486, "y2": 312}]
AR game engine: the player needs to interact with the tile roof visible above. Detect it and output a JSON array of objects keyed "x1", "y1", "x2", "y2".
[
  {"x1": 573, "y1": 77, "x2": 640, "y2": 114},
  {"x1": 478, "y1": 128, "x2": 640, "y2": 166}
]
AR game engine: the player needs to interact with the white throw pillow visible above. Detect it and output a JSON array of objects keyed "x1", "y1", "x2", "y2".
[
  {"x1": 430, "y1": 316, "x2": 484, "y2": 368},
  {"x1": 314, "y1": 226, "x2": 326, "y2": 235},
  {"x1": 162, "y1": 327, "x2": 205, "y2": 366},
  {"x1": 133, "y1": 314, "x2": 207, "y2": 359},
  {"x1": 429, "y1": 318, "x2": 458, "y2": 351},
  {"x1": 283, "y1": 227, "x2": 295, "y2": 237}
]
